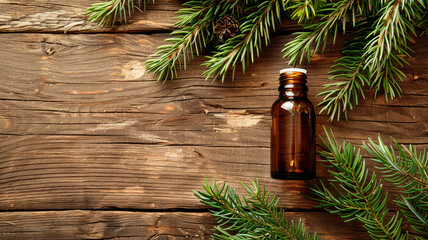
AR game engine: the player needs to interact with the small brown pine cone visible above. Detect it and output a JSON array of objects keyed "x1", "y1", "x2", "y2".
[{"x1": 214, "y1": 15, "x2": 239, "y2": 41}]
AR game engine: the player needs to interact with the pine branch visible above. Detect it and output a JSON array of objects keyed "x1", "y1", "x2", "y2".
[
  {"x1": 202, "y1": 0, "x2": 283, "y2": 82},
  {"x1": 286, "y1": 0, "x2": 327, "y2": 24},
  {"x1": 86, "y1": 0, "x2": 149, "y2": 27},
  {"x1": 145, "y1": 0, "x2": 217, "y2": 81},
  {"x1": 282, "y1": 0, "x2": 359, "y2": 65},
  {"x1": 311, "y1": 127, "x2": 408, "y2": 240},
  {"x1": 362, "y1": 0, "x2": 420, "y2": 101},
  {"x1": 287, "y1": 0, "x2": 426, "y2": 121},
  {"x1": 363, "y1": 137, "x2": 428, "y2": 236},
  {"x1": 87, "y1": 0, "x2": 427, "y2": 121},
  {"x1": 194, "y1": 178, "x2": 318, "y2": 240},
  {"x1": 317, "y1": 22, "x2": 370, "y2": 121}
]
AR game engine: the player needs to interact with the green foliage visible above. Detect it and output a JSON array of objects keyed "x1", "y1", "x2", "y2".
[
  {"x1": 194, "y1": 129, "x2": 428, "y2": 239},
  {"x1": 86, "y1": 0, "x2": 150, "y2": 27},
  {"x1": 202, "y1": 0, "x2": 283, "y2": 82},
  {"x1": 194, "y1": 178, "x2": 318, "y2": 239},
  {"x1": 312, "y1": 127, "x2": 408, "y2": 240},
  {"x1": 363, "y1": 136, "x2": 428, "y2": 237},
  {"x1": 316, "y1": 22, "x2": 370, "y2": 121},
  {"x1": 286, "y1": 0, "x2": 326, "y2": 24},
  {"x1": 145, "y1": 0, "x2": 284, "y2": 82},
  {"x1": 195, "y1": 135, "x2": 428, "y2": 240},
  {"x1": 311, "y1": 128, "x2": 428, "y2": 239},
  {"x1": 284, "y1": 0, "x2": 426, "y2": 121},
  {"x1": 87, "y1": 0, "x2": 427, "y2": 120},
  {"x1": 145, "y1": 0, "x2": 218, "y2": 81},
  {"x1": 283, "y1": 0, "x2": 358, "y2": 65}
]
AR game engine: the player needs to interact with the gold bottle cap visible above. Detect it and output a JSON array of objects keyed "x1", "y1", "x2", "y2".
[{"x1": 279, "y1": 68, "x2": 307, "y2": 75}]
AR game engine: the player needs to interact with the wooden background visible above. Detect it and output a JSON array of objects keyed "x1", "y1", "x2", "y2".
[{"x1": 0, "y1": 1, "x2": 426, "y2": 239}]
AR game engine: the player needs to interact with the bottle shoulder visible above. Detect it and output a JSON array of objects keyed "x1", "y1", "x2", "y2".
[
  {"x1": 272, "y1": 97, "x2": 315, "y2": 113},
  {"x1": 272, "y1": 97, "x2": 314, "y2": 106}
]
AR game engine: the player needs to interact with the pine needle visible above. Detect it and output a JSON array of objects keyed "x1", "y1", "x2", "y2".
[
  {"x1": 283, "y1": 0, "x2": 426, "y2": 121},
  {"x1": 194, "y1": 178, "x2": 318, "y2": 239},
  {"x1": 86, "y1": 0, "x2": 149, "y2": 27},
  {"x1": 363, "y1": 137, "x2": 428, "y2": 237},
  {"x1": 87, "y1": 0, "x2": 428, "y2": 121},
  {"x1": 313, "y1": 127, "x2": 409, "y2": 240}
]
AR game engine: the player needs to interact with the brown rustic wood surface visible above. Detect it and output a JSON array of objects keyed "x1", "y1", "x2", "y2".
[{"x1": 0, "y1": 1, "x2": 427, "y2": 239}]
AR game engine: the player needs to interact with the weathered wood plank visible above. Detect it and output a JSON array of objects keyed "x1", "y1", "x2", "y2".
[
  {"x1": 0, "y1": 33, "x2": 427, "y2": 211},
  {"x1": 0, "y1": 210, "x2": 370, "y2": 240},
  {"x1": 0, "y1": 0, "x2": 176, "y2": 33},
  {"x1": 0, "y1": 0, "x2": 301, "y2": 33},
  {"x1": 0, "y1": 33, "x2": 426, "y2": 145},
  {"x1": 0, "y1": 211, "x2": 215, "y2": 240}
]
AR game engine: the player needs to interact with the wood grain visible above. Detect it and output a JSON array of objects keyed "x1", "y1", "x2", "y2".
[
  {"x1": 0, "y1": 210, "x2": 370, "y2": 240},
  {"x1": 0, "y1": 0, "x2": 301, "y2": 33},
  {"x1": 0, "y1": 33, "x2": 427, "y2": 213},
  {"x1": 0, "y1": 0, "x2": 176, "y2": 33},
  {"x1": 0, "y1": 0, "x2": 427, "y2": 238},
  {"x1": 0, "y1": 28, "x2": 427, "y2": 239}
]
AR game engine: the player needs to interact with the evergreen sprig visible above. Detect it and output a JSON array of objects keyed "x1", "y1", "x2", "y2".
[
  {"x1": 194, "y1": 178, "x2": 318, "y2": 240},
  {"x1": 312, "y1": 127, "x2": 408, "y2": 240},
  {"x1": 283, "y1": 0, "x2": 357, "y2": 65},
  {"x1": 195, "y1": 131, "x2": 428, "y2": 240},
  {"x1": 286, "y1": 0, "x2": 326, "y2": 24},
  {"x1": 362, "y1": 0, "x2": 415, "y2": 101},
  {"x1": 317, "y1": 22, "x2": 370, "y2": 121},
  {"x1": 284, "y1": 0, "x2": 426, "y2": 121},
  {"x1": 86, "y1": 0, "x2": 427, "y2": 121},
  {"x1": 86, "y1": 0, "x2": 150, "y2": 27},
  {"x1": 202, "y1": 0, "x2": 283, "y2": 82},
  {"x1": 145, "y1": 0, "x2": 217, "y2": 81},
  {"x1": 363, "y1": 137, "x2": 428, "y2": 237}
]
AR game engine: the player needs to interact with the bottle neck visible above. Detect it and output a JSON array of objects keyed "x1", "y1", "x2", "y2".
[{"x1": 278, "y1": 73, "x2": 308, "y2": 98}]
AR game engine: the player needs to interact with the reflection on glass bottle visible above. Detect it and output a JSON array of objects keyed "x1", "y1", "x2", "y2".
[{"x1": 271, "y1": 68, "x2": 316, "y2": 180}]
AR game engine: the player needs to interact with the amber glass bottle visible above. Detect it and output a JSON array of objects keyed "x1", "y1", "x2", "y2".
[{"x1": 271, "y1": 68, "x2": 315, "y2": 180}]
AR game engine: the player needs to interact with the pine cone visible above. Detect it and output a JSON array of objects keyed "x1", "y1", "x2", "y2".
[{"x1": 215, "y1": 15, "x2": 239, "y2": 41}]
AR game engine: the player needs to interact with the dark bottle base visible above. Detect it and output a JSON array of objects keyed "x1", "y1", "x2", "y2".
[{"x1": 271, "y1": 172, "x2": 315, "y2": 180}]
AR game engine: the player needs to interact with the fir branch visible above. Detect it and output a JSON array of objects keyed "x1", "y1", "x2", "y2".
[
  {"x1": 317, "y1": 23, "x2": 370, "y2": 121},
  {"x1": 311, "y1": 127, "x2": 408, "y2": 240},
  {"x1": 284, "y1": 0, "x2": 426, "y2": 121},
  {"x1": 282, "y1": 0, "x2": 359, "y2": 65},
  {"x1": 86, "y1": 0, "x2": 149, "y2": 27},
  {"x1": 287, "y1": 0, "x2": 327, "y2": 24},
  {"x1": 202, "y1": 0, "x2": 283, "y2": 82},
  {"x1": 91, "y1": 0, "x2": 427, "y2": 121},
  {"x1": 363, "y1": 137, "x2": 428, "y2": 236},
  {"x1": 361, "y1": 0, "x2": 420, "y2": 100},
  {"x1": 194, "y1": 178, "x2": 318, "y2": 240},
  {"x1": 145, "y1": 0, "x2": 217, "y2": 81}
]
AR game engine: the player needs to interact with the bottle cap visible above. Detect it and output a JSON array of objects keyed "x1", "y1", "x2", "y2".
[{"x1": 280, "y1": 68, "x2": 307, "y2": 75}]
